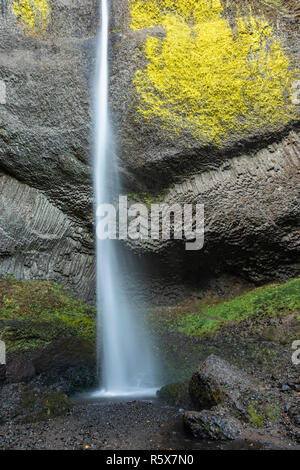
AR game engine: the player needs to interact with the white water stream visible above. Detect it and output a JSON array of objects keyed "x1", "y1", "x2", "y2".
[{"x1": 93, "y1": 0, "x2": 158, "y2": 398}]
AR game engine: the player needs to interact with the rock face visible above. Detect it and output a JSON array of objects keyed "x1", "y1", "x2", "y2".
[
  {"x1": 0, "y1": 1, "x2": 299, "y2": 301},
  {"x1": 0, "y1": 0, "x2": 97, "y2": 300},
  {"x1": 126, "y1": 130, "x2": 300, "y2": 290},
  {"x1": 0, "y1": 175, "x2": 95, "y2": 300}
]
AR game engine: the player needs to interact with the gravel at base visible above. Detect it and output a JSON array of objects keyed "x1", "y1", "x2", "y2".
[{"x1": 0, "y1": 399, "x2": 296, "y2": 451}]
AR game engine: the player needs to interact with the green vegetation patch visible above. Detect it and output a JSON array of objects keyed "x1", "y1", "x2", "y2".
[
  {"x1": 162, "y1": 278, "x2": 300, "y2": 338},
  {"x1": 128, "y1": 189, "x2": 168, "y2": 208},
  {"x1": 0, "y1": 279, "x2": 96, "y2": 353},
  {"x1": 246, "y1": 401, "x2": 281, "y2": 428}
]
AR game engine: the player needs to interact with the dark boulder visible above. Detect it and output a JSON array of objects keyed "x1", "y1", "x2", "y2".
[
  {"x1": 0, "y1": 364, "x2": 6, "y2": 384},
  {"x1": 31, "y1": 364, "x2": 96, "y2": 396},
  {"x1": 184, "y1": 406, "x2": 243, "y2": 440},
  {"x1": 6, "y1": 356, "x2": 36, "y2": 384},
  {"x1": 31, "y1": 337, "x2": 96, "y2": 394},
  {"x1": 189, "y1": 354, "x2": 263, "y2": 414},
  {"x1": 32, "y1": 336, "x2": 95, "y2": 374}
]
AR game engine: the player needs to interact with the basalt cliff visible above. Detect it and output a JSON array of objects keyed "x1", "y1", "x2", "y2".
[{"x1": 0, "y1": 0, "x2": 299, "y2": 302}]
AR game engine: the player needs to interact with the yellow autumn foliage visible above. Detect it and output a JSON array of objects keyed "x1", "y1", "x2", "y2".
[
  {"x1": 11, "y1": 0, "x2": 50, "y2": 37},
  {"x1": 130, "y1": 0, "x2": 297, "y2": 144}
]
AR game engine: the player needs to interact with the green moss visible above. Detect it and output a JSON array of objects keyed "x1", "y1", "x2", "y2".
[
  {"x1": 247, "y1": 401, "x2": 281, "y2": 427},
  {"x1": 128, "y1": 189, "x2": 168, "y2": 208},
  {"x1": 1, "y1": 321, "x2": 76, "y2": 353},
  {"x1": 20, "y1": 387, "x2": 73, "y2": 423},
  {"x1": 248, "y1": 404, "x2": 265, "y2": 428},
  {"x1": 261, "y1": 325, "x2": 277, "y2": 341},
  {"x1": 211, "y1": 387, "x2": 226, "y2": 405},
  {"x1": 265, "y1": 404, "x2": 281, "y2": 423},
  {"x1": 160, "y1": 278, "x2": 300, "y2": 338},
  {"x1": 0, "y1": 280, "x2": 96, "y2": 353}
]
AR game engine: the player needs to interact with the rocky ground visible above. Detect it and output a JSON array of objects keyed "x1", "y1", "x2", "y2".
[
  {"x1": 0, "y1": 346, "x2": 299, "y2": 450},
  {"x1": 0, "y1": 396, "x2": 297, "y2": 451}
]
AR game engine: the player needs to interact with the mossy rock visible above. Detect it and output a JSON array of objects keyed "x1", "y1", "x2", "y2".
[
  {"x1": 0, "y1": 383, "x2": 73, "y2": 424},
  {"x1": 19, "y1": 386, "x2": 73, "y2": 423},
  {"x1": 0, "y1": 279, "x2": 96, "y2": 354},
  {"x1": 0, "y1": 280, "x2": 97, "y2": 394}
]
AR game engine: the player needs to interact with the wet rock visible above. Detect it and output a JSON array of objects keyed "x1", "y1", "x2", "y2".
[
  {"x1": 184, "y1": 406, "x2": 243, "y2": 440},
  {"x1": 0, "y1": 383, "x2": 73, "y2": 425},
  {"x1": 0, "y1": 0, "x2": 97, "y2": 301},
  {"x1": 31, "y1": 364, "x2": 96, "y2": 395},
  {"x1": 32, "y1": 337, "x2": 95, "y2": 374},
  {"x1": 6, "y1": 356, "x2": 36, "y2": 384},
  {"x1": 189, "y1": 354, "x2": 262, "y2": 413},
  {"x1": 31, "y1": 337, "x2": 96, "y2": 394},
  {"x1": 0, "y1": 365, "x2": 6, "y2": 384}
]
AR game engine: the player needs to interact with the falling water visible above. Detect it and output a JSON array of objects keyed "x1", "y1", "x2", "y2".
[{"x1": 93, "y1": 0, "x2": 158, "y2": 397}]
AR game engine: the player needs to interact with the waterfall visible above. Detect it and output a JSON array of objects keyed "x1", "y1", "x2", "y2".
[{"x1": 93, "y1": 0, "x2": 158, "y2": 397}]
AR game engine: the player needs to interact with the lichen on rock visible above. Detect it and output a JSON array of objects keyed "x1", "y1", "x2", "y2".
[
  {"x1": 130, "y1": 0, "x2": 297, "y2": 145},
  {"x1": 11, "y1": 0, "x2": 50, "y2": 37}
]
